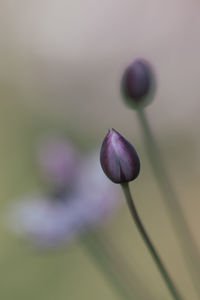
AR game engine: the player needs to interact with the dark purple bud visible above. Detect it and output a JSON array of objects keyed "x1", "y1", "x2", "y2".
[
  {"x1": 100, "y1": 129, "x2": 140, "y2": 184},
  {"x1": 121, "y1": 58, "x2": 156, "y2": 109}
]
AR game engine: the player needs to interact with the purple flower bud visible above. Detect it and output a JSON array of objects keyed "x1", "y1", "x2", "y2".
[
  {"x1": 100, "y1": 129, "x2": 140, "y2": 183},
  {"x1": 121, "y1": 59, "x2": 156, "y2": 109}
]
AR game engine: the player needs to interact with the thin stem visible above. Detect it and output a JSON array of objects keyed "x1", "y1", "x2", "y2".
[
  {"x1": 82, "y1": 232, "x2": 135, "y2": 300},
  {"x1": 121, "y1": 182, "x2": 183, "y2": 300},
  {"x1": 137, "y1": 108, "x2": 200, "y2": 296}
]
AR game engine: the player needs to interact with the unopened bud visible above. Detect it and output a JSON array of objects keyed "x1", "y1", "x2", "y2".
[
  {"x1": 100, "y1": 129, "x2": 140, "y2": 183},
  {"x1": 121, "y1": 59, "x2": 156, "y2": 109}
]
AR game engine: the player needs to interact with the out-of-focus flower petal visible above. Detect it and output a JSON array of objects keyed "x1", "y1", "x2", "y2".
[
  {"x1": 77, "y1": 151, "x2": 121, "y2": 226},
  {"x1": 37, "y1": 135, "x2": 80, "y2": 189},
  {"x1": 5, "y1": 194, "x2": 86, "y2": 247},
  {"x1": 5, "y1": 148, "x2": 121, "y2": 248}
]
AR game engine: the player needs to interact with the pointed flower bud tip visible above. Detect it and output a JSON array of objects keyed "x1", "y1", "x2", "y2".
[
  {"x1": 100, "y1": 129, "x2": 140, "y2": 183},
  {"x1": 121, "y1": 58, "x2": 156, "y2": 109}
]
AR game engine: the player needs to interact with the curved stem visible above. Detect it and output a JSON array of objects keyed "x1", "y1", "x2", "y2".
[
  {"x1": 137, "y1": 108, "x2": 200, "y2": 297},
  {"x1": 121, "y1": 182, "x2": 183, "y2": 300}
]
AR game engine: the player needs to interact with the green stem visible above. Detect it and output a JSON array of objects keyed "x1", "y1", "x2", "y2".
[
  {"x1": 121, "y1": 182, "x2": 183, "y2": 300},
  {"x1": 82, "y1": 233, "x2": 134, "y2": 300},
  {"x1": 137, "y1": 108, "x2": 200, "y2": 297}
]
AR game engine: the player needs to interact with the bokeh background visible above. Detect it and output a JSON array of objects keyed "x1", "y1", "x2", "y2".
[{"x1": 1, "y1": 0, "x2": 200, "y2": 299}]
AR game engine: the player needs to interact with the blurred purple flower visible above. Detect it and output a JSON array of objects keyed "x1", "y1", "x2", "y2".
[
  {"x1": 5, "y1": 137, "x2": 120, "y2": 248},
  {"x1": 36, "y1": 134, "x2": 80, "y2": 190},
  {"x1": 77, "y1": 152, "x2": 119, "y2": 226}
]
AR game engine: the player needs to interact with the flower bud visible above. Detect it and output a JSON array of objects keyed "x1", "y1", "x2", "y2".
[
  {"x1": 121, "y1": 58, "x2": 156, "y2": 109},
  {"x1": 100, "y1": 129, "x2": 140, "y2": 183}
]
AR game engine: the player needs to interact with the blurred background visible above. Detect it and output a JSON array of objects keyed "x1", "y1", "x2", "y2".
[{"x1": 1, "y1": 0, "x2": 200, "y2": 299}]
